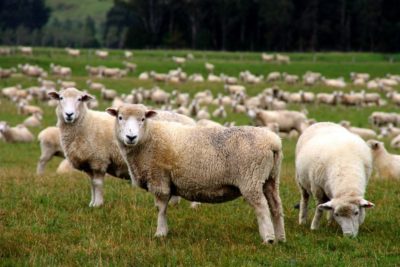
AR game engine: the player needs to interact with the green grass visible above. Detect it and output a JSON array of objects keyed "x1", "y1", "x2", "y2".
[{"x1": 1, "y1": 48, "x2": 400, "y2": 266}]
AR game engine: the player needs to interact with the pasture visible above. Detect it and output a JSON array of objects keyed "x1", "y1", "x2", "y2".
[{"x1": 0, "y1": 48, "x2": 400, "y2": 266}]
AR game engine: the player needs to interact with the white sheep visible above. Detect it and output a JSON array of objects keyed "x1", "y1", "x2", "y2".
[
  {"x1": 48, "y1": 88, "x2": 199, "y2": 207},
  {"x1": 106, "y1": 104, "x2": 285, "y2": 243},
  {"x1": 37, "y1": 126, "x2": 64, "y2": 174},
  {"x1": 0, "y1": 122, "x2": 34, "y2": 143},
  {"x1": 252, "y1": 110, "x2": 308, "y2": 133},
  {"x1": 390, "y1": 134, "x2": 400, "y2": 149},
  {"x1": 56, "y1": 159, "x2": 78, "y2": 174},
  {"x1": 296, "y1": 122, "x2": 374, "y2": 237},
  {"x1": 23, "y1": 112, "x2": 42, "y2": 127},
  {"x1": 339, "y1": 121, "x2": 377, "y2": 140},
  {"x1": 205, "y1": 62, "x2": 215, "y2": 72},
  {"x1": 367, "y1": 140, "x2": 400, "y2": 179}
]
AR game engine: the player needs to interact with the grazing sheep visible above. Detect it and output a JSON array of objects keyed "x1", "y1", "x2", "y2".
[
  {"x1": 367, "y1": 140, "x2": 400, "y2": 179},
  {"x1": 86, "y1": 80, "x2": 105, "y2": 91},
  {"x1": 267, "y1": 72, "x2": 281, "y2": 82},
  {"x1": 101, "y1": 88, "x2": 118, "y2": 101},
  {"x1": 48, "y1": 88, "x2": 198, "y2": 207},
  {"x1": 212, "y1": 106, "x2": 227, "y2": 118},
  {"x1": 19, "y1": 46, "x2": 33, "y2": 55},
  {"x1": 124, "y1": 51, "x2": 133, "y2": 59},
  {"x1": 37, "y1": 126, "x2": 64, "y2": 174},
  {"x1": 196, "y1": 119, "x2": 224, "y2": 128},
  {"x1": 106, "y1": 104, "x2": 285, "y2": 243},
  {"x1": 252, "y1": 110, "x2": 308, "y2": 133},
  {"x1": 172, "y1": 56, "x2": 186, "y2": 65},
  {"x1": 23, "y1": 112, "x2": 42, "y2": 127},
  {"x1": 95, "y1": 50, "x2": 109, "y2": 59},
  {"x1": 261, "y1": 53, "x2": 274, "y2": 62},
  {"x1": 205, "y1": 62, "x2": 215, "y2": 72},
  {"x1": 65, "y1": 48, "x2": 80, "y2": 57},
  {"x1": 340, "y1": 121, "x2": 377, "y2": 140},
  {"x1": 18, "y1": 102, "x2": 43, "y2": 116},
  {"x1": 0, "y1": 123, "x2": 34, "y2": 143},
  {"x1": 369, "y1": 112, "x2": 399, "y2": 127},
  {"x1": 276, "y1": 54, "x2": 290, "y2": 64},
  {"x1": 296, "y1": 122, "x2": 374, "y2": 237}
]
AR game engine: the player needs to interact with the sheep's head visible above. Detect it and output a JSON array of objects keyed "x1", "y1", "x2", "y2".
[
  {"x1": 367, "y1": 139, "x2": 383, "y2": 151},
  {"x1": 318, "y1": 198, "x2": 374, "y2": 237},
  {"x1": 48, "y1": 88, "x2": 93, "y2": 124},
  {"x1": 106, "y1": 104, "x2": 157, "y2": 147},
  {"x1": 0, "y1": 121, "x2": 8, "y2": 133}
]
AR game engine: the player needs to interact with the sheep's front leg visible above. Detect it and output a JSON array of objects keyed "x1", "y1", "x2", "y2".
[
  {"x1": 264, "y1": 178, "x2": 286, "y2": 242},
  {"x1": 155, "y1": 196, "x2": 169, "y2": 237},
  {"x1": 89, "y1": 173, "x2": 104, "y2": 207},
  {"x1": 311, "y1": 205, "x2": 323, "y2": 230}
]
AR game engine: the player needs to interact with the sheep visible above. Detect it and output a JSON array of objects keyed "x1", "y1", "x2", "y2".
[
  {"x1": 369, "y1": 112, "x2": 399, "y2": 127},
  {"x1": 390, "y1": 135, "x2": 400, "y2": 149},
  {"x1": 23, "y1": 112, "x2": 42, "y2": 128},
  {"x1": 56, "y1": 159, "x2": 77, "y2": 174},
  {"x1": 252, "y1": 110, "x2": 308, "y2": 133},
  {"x1": 124, "y1": 51, "x2": 133, "y2": 59},
  {"x1": 37, "y1": 126, "x2": 64, "y2": 174},
  {"x1": 138, "y1": 72, "x2": 149, "y2": 80},
  {"x1": 282, "y1": 73, "x2": 299, "y2": 84},
  {"x1": 261, "y1": 53, "x2": 274, "y2": 62},
  {"x1": 95, "y1": 50, "x2": 109, "y2": 59},
  {"x1": 86, "y1": 80, "x2": 105, "y2": 91},
  {"x1": 123, "y1": 61, "x2": 137, "y2": 72},
  {"x1": 339, "y1": 121, "x2": 377, "y2": 140},
  {"x1": 266, "y1": 72, "x2": 281, "y2": 82},
  {"x1": 101, "y1": 88, "x2": 118, "y2": 101},
  {"x1": 19, "y1": 46, "x2": 33, "y2": 55},
  {"x1": 172, "y1": 56, "x2": 186, "y2": 65},
  {"x1": 18, "y1": 102, "x2": 43, "y2": 116},
  {"x1": 0, "y1": 123, "x2": 34, "y2": 143},
  {"x1": 367, "y1": 140, "x2": 400, "y2": 179},
  {"x1": 48, "y1": 88, "x2": 198, "y2": 207},
  {"x1": 50, "y1": 64, "x2": 71, "y2": 78},
  {"x1": 196, "y1": 108, "x2": 211, "y2": 120},
  {"x1": 86, "y1": 65, "x2": 103, "y2": 77},
  {"x1": 106, "y1": 104, "x2": 285, "y2": 243},
  {"x1": 207, "y1": 74, "x2": 222, "y2": 82},
  {"x1": 276, "y1": 54, "x2": 290, "y2": 64},
  {"x1": 225, "y1": 85, "x2": 246, "y2": 95},
  {"x1": 58, "y1": 80, "x2": 77, "y2": 89},
  {"x1": 379, "y1": 124, "x2": 400, "y2": 139},
  {"x1": 296, "y1": 122, "x2": 374, "y2": 237},
  {"x1": 151, "y1": 88, "x2": 170, "y2": 105},
  {"x1": 65, "y1": 48, "x2": 80, "y2": 57},
  {"x1": 322, "y1": 77, "x2": 346, "y2": 88},
  {"x1": 205, "y1": 62, "x2": 215, "y2": 72}
]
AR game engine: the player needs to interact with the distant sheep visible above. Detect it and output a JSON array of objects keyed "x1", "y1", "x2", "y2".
[
  {"x1": 367, "y1": 140, "x2": 400, "y2": 179},
  {"x1": 0, "y1": 122, "x2": 34, "y2": 143}
]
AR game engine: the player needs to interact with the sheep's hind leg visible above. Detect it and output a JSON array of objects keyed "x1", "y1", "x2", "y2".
[
  {"x1": 89, "y1": 173, "x2": 104, "y2": 207},
  {"x1": 264, "y1": 178, "x2": 286, "y2": 242},
  {"x1": 242, "y1": 187, "x2": 275, "y2": 244},
  {"x1": 155, "y1": 195, "x2": 169, "y2": 237},
  {"x1": 36, "y1": 150, "x2": 53, "y2": 175}
]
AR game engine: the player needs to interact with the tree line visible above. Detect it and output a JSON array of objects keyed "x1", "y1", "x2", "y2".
[{"x1": 1, "y1": 0, "x2": 400, "y2": 52}]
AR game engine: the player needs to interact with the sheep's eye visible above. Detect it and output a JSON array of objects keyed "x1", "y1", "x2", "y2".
[
  {"x1": 78, "y1": 98, "x2": 82, "y2": 101},
  {"x1": 118, "y1": 116, "x2": 123, "y2": 121},
  {"x1": 334, "y1": 213, "x2": 339, "y2": 217},
  {"x1": 59, "y1": 96, "x2": 64, "y2": 100},
  {"x1": 354, "y1": 211, "x2": 359, "y2": 215},
  {"x1": 141, "y1": 118, "x2": 145, "y2": 122}
]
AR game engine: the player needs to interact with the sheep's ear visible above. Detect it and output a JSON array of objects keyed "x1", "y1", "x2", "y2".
[
  {"x1": 145, "y1": 110, "x2": 157, "y2": 119},
  {"x1": 360, "y1": 199, "x2": 374, "y2": 208},
  {"x1": 317, "y1": 201, "x2": 333, "y2": 210},
  {"x1": 106, "y1": 108, "x2": 118, "y2": 117},
  {"x1": 81, "y1": 94, "x2": 94, "y2": 102},
  {"x1": 371, "y1": 142, "x2": 379, "y2": 150},
  {"x1": 48, "y1": 91, "x2": 60, "y2": 100}
]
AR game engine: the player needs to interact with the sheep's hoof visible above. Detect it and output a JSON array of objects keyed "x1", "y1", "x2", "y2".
[
  {"x1": 263, "y1": 239, "x2": 275, "y2": 245},
  {"x1": 90, "y1": 200, "x2": 104, "y2": 208},
  {"x1": 154, "y1": 231, "x2": 168, "y2": 238}
]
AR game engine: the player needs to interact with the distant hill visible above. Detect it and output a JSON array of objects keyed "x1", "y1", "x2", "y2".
[{"x1": 45, "y1": 0, "x2": 113, "y2": 28}]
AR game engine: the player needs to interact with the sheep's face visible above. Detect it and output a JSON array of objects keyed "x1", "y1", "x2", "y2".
[
  {"x1": 366, "y1": 139, "x2": 383, "y2": 152},
  {"x1": 48, "y1": 88, "x2": 93, "y2": 124},
  {"x1": 0, "y1": 122, "x2": 8, "y2": 133},
  {"x1": 107, "y1": 104, "x2": 157, "y2": 147},
  {"x1": 318, "y1": 199, "x2": 374, "y2": 237}
]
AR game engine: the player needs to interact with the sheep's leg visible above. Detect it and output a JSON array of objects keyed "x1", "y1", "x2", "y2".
[
  {"x1": 168, "y1": 196, "x2": 181, "y2": 206},
  {"x1": 242, "y1": 187, "x2": 275, "y2": 244},
  {"x1": 155, "y1": 195, "x2": 169, "y2": 237},
  {"x1": 89, "y1": 173, "x2": 104, "y2": 207},
  {"x1": 311, "y1": 202, "x2": 324, "y2": 230},
  {"x1": 326, "y1": 210, "x2": 334, "y2": 224},
  {"x1": 264, "y1": 178, "x2": 286, "y2": 242},
  {"x1": 298, "y1": 187, "x2": 309, "y2": 225},
  {"x1": 36, "y1": 149, "x2": 53, "y2": 175}
]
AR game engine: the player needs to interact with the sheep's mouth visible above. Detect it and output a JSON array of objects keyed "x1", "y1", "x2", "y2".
[
  {"x1": 124, "y1": 140, "x2": 137, "y2": 146},
  {"x1": 64, "y1": 117, "x2": 74, "y2": 123}
]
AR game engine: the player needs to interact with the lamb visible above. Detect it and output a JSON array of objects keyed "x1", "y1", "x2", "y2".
[
  {"x1": 296, "y1": 122, "x2": 374, "y2": 237},
  {"x1": 106, "y1": 104, "x2": 285, "y2": 243},
  {"x1": 37, "y1": 126, "x2": 64, "y2": 174},
  {"x1": 0, "y1": 123, "x2": 34, "y2": 143},
  {"x1": 48, "y1": 88, "x2": 199, "y2": 207},
  {"x1": 23, "y1": 112, "x2": 42, "y2": 127},
  {"x1": 367, "y1": 140, "x2": 400, "y2": 179}
]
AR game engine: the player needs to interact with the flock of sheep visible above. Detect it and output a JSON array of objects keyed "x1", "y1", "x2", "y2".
[{"x1": 1, "y1": 47, "x2": 400, "y2": 243}]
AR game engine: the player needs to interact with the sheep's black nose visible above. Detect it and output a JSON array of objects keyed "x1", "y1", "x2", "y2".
[
  {"x1": 65, "y1": 112, "x2": 74, "y2": 117},
  {"x1": 126, "y1": 135, "x2": 137, "y2": 142}
]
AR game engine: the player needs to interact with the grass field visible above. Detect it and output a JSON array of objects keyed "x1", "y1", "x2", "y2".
[{"x1": 1, "y1": 48, "x2": 400, "y2": 266}]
